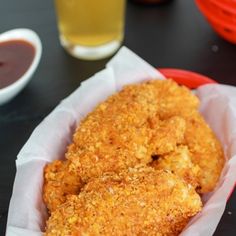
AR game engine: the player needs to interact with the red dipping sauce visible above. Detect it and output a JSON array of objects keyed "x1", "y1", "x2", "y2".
[{"x1": 0, "y1": 40, "x2": 35, "y2": 89}]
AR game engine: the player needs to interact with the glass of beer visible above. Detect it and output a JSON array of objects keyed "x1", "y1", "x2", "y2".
[{"x1": 54, "y1": 0, "x2": 126, "y2": 60}]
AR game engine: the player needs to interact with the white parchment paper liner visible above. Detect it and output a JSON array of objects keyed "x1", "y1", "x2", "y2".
[{"x1": 6, "y1": 47, "x2": 236, "y2": 236}]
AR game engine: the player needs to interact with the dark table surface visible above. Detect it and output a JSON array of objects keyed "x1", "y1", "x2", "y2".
[{"x1": 0, "y1": 0, "x2": 235, "y2": 235}]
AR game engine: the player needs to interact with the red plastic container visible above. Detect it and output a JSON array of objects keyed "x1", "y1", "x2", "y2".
[
  {"x1": 195, "y1": 0, "x2": 236, "y2": 44},
  {"x1": 209, "y1": 0, "x2": 236, "y2": 16},
  {"x1": 157, "y1": 68, "x2": 217, "y2": 89}
]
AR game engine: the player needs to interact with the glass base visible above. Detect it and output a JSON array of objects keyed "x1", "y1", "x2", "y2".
[{"x1": 60, "y1": 36, "x2": 122, "y2": 60}]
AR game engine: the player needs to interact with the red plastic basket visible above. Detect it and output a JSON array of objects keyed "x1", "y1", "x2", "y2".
[
  {"x1": 209, "y1": 0, "x2": 236, "y2": 16},
  {"x1": 157, "y1": 68, "x2": 217, "y2": 89},
  {"x1": 195, "y1": 0, "x2": 236, "y2": 44}
]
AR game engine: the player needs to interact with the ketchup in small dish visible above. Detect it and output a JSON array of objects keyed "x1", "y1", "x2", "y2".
[{"x1": 0, "y1": 40, "x2": 35, "y2": 89}]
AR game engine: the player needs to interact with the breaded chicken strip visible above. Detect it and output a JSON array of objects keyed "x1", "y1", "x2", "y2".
[
  {"x1": 67, "y1": 115, "x2": 186, "y2": 183},
  {"x1": 67, "y1": 80, "x2": 193, "y2": 182},
  {"x1": 151, "y1": 145, "x2": 201, "y2": 189},
  {"x1": 153, "y1": 109, "x2": 224, "y2": 193},
  {"x1": 43, "y1": 160, "x2": 83, "y2": 212},
  {"x1": 183, "y1": 111, "x2": 225, "y2": 193},
  {"x1": 43, "y1": 80, "x2": 224, "y2": 212},
  {"x1": 45, "y1": 167, "x2": 202, "y2": 236},
  {"x1": 44, "y1": 115, "x2": 185, "y2": 211}
]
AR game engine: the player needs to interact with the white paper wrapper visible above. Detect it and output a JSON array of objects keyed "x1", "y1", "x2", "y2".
[{"x1": 6, "y1": 47, "x2": 236, "y2": 236}]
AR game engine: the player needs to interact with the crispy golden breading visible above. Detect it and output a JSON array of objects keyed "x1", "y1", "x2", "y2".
[
  {"x1": 66, "y1": 80, "x2": 195, "y2": 182},
  {"x1": 44, "y1": 115, "x2": 186, "y2": 212},
  {"x1": 183, "y1": 112, "x2": 225, "y2": 193},
  {"x1": 152, "y1": 110, "x2": 224, "y2": 193},
  {"x1": 67, "y1": 115, "x2": 186, "y2": 183},
  {"x1": 148, "y1": 116, "x2": 186, "y2": 155},
  {"x1": 151, "y1": 145, "x2": 201, "y2": 189},
  {"x1": 43, "y1": 80, "x2": 224, "y2": 213},
  {"x1": 43, "y1": 160, "x2": 83, "y2": 212},
  {"x1": 45, "y1": 167, "x2": 202, "y2": 236},
  {"x1": 44, "y1": 79, "x2": 195, "y2": 212}
]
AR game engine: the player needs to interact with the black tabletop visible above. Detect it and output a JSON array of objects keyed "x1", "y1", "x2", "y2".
[{"x1": 0, "y1": 0, "x2": 235, "y2": 235}]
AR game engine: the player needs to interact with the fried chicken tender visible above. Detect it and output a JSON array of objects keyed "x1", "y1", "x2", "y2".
[
  {"x1": 66, "y1": 80, "x2": 194, "y2": 182},
  {"x1": 43, "y1": 79, "x2": 224, "y2": 212},
  {"x1": 150, "y1": 111, "x2": 224, "y2": 193},
  {"x1": 45, "y1": 167, "x2": 202, "y2": 236},
  {"x1": 43, "y1": 160, "x2": 83, "y2": 212},
  {"x1": 146, "y1": 81, "x2": 224, "y2": 193},
  {"x1": 44, "y1": 115, "x2": 185, "y2": 212},
  {"x1": 183, "y1": 111, "x2": 225, "y2": 193},
  {"x1": 151, "y1": 145, "x2": 201, "y2": 189}
]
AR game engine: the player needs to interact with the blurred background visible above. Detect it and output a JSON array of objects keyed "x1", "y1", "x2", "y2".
[{"x1": 0, "y1": 1, "x2": 236, "y2": 235}]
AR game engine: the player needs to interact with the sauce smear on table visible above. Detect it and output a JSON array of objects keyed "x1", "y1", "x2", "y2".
[{"x1": 0, "y1": 40, "x2": 35, "y2": 89}]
